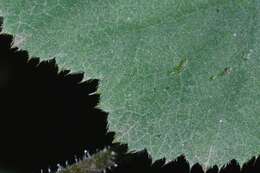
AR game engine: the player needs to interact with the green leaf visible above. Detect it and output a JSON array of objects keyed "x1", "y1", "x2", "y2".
[{"x1": 1, "y1": 0, "x2": 259, "y2": 168}]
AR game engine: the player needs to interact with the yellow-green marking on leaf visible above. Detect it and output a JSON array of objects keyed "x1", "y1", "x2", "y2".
[{"x1": 169, "y1": 58, "x2": 188, "y2": 75}]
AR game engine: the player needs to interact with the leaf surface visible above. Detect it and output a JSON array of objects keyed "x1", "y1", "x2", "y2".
[{"x1": 0, "y1": 0, "x2": 259, "y2": 168}]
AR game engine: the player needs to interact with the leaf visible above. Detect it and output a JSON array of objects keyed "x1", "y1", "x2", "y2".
[{"x1": 0, "y1": 0, "x2": 259, "y2": 168}]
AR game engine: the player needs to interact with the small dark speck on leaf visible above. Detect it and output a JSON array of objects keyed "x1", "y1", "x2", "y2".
[
  {"x1": 221, "y1": 67, "x2": 232, "y2": 76},
  {"x1": 155, "y1": 134, "x2": 161, "y2": 138},
  {"x1": 209, "y1": 67, "x2": 232, "y2": 81}
]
